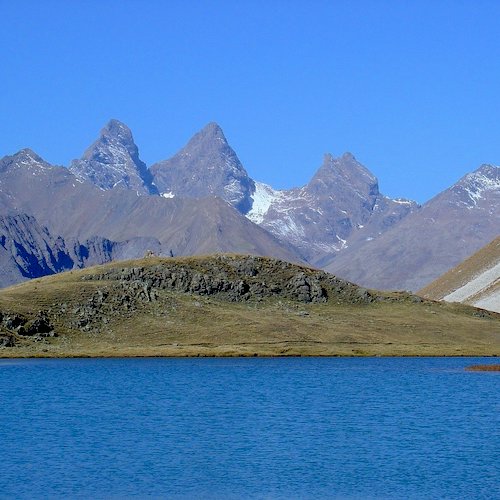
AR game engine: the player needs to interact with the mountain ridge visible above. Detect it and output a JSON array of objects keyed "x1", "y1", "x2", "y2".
[{"x1": 0, "y1": 119, "x2": 498, "y2": 291}]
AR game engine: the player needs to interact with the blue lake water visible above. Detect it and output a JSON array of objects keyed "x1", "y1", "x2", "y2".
[{"x1": 0, "y1": 357, "x2": 498, "y2": 499}]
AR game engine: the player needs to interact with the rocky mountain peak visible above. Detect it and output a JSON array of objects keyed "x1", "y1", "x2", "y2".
[
  {"x1": 69, "y1": 119, "x2": 158, "y2": 196},
  {"x1": 446, "y1": 163, "x2": 500, "y2": 210},
  {"x1": 92, "y1": 119, "x2": 136, "y2": 155},
  {"x1": 15, "y1": 148, "x2": 43, "y2": 162},
  {"x1": 0, "y1": 149, "x2": 52, "y2": 174},
  {"x1": 306, "y1": 152, "x2": 379, "y2": 199},
  {"x1": 150, "y1": 123, "x2": 255, "y2": 213},
  {"x1": 192, "y1": 121, "x2": 226, "y2": 141}
]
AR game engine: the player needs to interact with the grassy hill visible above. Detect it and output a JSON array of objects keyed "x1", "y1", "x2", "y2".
[{"x1": 1, "y1": 254, "x2": 499, "y2": 357}]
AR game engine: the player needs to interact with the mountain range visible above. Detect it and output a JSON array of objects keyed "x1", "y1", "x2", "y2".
[{"x1": 0, "y1": 119, "x2": 498, "y2": 290}]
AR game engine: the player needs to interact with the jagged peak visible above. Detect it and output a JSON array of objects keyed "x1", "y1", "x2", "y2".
[
  {"x1": 78, "y1": 119, "x2": 141, "y2": 163},
  {"x1": 101, "y1": 119, "x2": 134, "y2": 143},
  {"x1": 70, "y1": 120, "x2": 157, "y2": 195},
  {"x1": 1, "y1": 149, "x2": 54, "y2": 171},
  {"x1": 458, "y1": 164, "x2": 500, "y2": 196},
  {"x1": 13, "y1": 148, "x2": 45, "y2": 163},
  {"x1": 314, "y1": 152, "x2": 377, "y2": 182},
  {"x1": 184, "y1": 122, "x2": 228, "y2": 149},
  {"x1": 459, "y1": 164, "x2": 499, "y2": 186},
  {"x1": 341, "y1": 152, "x2": 356, "y2": 161},
  {"x1": 473, "y1": 164, "x2": 499, "y2": 177}
]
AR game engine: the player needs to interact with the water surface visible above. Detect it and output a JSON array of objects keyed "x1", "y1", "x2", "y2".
[{"x1": 0, "y1": 357, "x2": 498, "y2": 499}]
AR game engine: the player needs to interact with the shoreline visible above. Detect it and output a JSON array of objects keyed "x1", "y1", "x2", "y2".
[{"x1": 1, "y1": 350, "x2": 499, "y2": 360}]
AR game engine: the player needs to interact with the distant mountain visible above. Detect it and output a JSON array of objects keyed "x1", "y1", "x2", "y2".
[
  {"x1": 150, "y1": 123, "x2": 255, "y2": 213},
  {"x1": 69, "y1": 119, "x2": 158, "y2": 195},
  {"x1": 0, "y1": 148, "x2": 301, "y2": 280},
  {"x1": 246, "y1": 153, "x2": 418, "y2": 263},
  {"x1": 419, "y1": 236, "x2": 500, "y2": 313},
  {"x1": 150, "y1": 128, "x2": 418, "y2": 263},
  {"x1": 0, "y1": 211, "x2": 166, "y2": 288},
  {"x1": 0, "y1": 212, "x2": 74, "y2": 287},
  {"x1": 1, "y1": 120, "x2": 498, "y2": 292},
  {"x1": 323, "y1": 164, "x2": 500, "y2": 291}
]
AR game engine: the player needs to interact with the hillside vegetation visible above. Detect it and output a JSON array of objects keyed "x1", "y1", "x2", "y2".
[{"x1": 0, "y1": 254, "x2": 499, "y2": 357}]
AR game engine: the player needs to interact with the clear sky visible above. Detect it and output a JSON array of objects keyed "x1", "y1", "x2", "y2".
[{"x1": 2, "y1": 0, "x2": 499, "y2": 203}]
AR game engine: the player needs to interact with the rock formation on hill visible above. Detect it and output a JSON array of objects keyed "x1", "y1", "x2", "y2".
[{"x1": 1, "y1": 254, "x2": 498, "y2": 356}]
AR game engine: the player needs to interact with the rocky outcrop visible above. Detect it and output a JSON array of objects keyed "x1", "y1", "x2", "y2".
[
  {"x1": 0, "y1": 310, "x2": 56, "y2": 347},
  {"x1": 51, "y1": 255, "x2": 380, "y2": 334},
  {"x1": 77, "y1": 254, "x2": 389, "y2": 309},
  {"x1": 0, "y1": 254, "x2": 453, "y2": 347}
]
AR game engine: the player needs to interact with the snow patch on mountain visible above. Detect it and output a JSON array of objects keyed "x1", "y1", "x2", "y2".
[
  {"x1": 458, "y1": 165, "x2": 500, "y2": 208},
  {"x1": 392, "y1": 198, "x2": 415, "y2": 205},
  {"x1": 247, "y1": 181, "x2": 286, "y2": 224},
  {"x1": 266, "y1": 216, "x2": 305, "y2": 239}
]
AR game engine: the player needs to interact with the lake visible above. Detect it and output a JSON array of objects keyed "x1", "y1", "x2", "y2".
[{"x1": 0, "y1": 357, "x2": 498, "y2": 499}]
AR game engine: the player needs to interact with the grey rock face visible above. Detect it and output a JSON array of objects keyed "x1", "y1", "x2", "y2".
[
  {"x1": 80, "y1": 254, "x2": 378, "y2": 306},
  {"x1": 0, "y1": 213, "x2": 74, "y2": 287},
  {"x1": 0, "y1": 310, "x2": 56, "y2": 346},
  {"x1": 247, "y1": 153, "x2": 418, "y2": 263},
  {"x1": 69, "y1": 119, "x2": 158, "y2": 195},
  {"x1": 150, "y1": 122, "x2": 255, "y2": 213},
  {"x1": 0, "y1": 211, "x2": 166, "y2": 288}
]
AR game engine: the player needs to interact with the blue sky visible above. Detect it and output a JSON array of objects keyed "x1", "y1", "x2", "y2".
[{"x1": 2, "y1": 0, "x2": 499, "y2": 203}]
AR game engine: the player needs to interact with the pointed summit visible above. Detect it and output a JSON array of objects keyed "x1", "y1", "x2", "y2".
[
  {"x1": 306, "y1": 152, "x2": 379, "y2": 199},
  {"x1": 0, "y1": 148, "x2": 53, "y2": 174},
  {"x1": 447, "y1": 163, "x2": 500, "y2": 210},
  {"x1": 69, "y1": 119, "x2": 158, "y2": 195},
  {"x1": 150, "y1": 123, "x2": 255, "y2": 213}
]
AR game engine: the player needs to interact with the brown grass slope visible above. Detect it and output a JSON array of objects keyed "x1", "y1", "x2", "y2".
[
  {"x1": 0, "y1": 254, "x2": 499, "y2": 357},
  {"x1": 420, "y1": 236, "x2": 500, "y2": 308}
]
